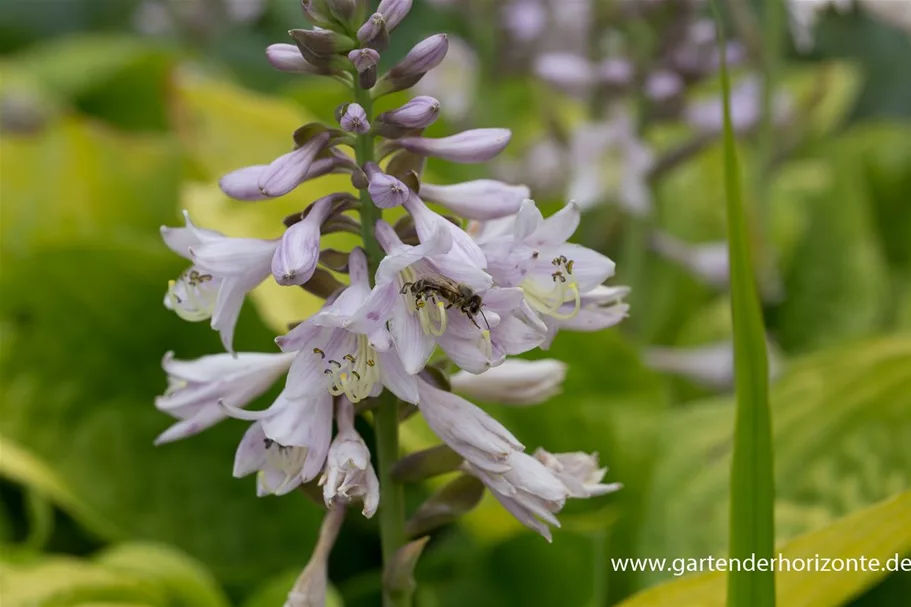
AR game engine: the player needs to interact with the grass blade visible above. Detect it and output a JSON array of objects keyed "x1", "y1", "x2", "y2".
[{"x1": 712, "y1": 4, "x2": 776, "y2": 606}]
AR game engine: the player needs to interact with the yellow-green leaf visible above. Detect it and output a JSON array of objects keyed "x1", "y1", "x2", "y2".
[{"x1": 617, "y1": 490, "x2": 911, "y2": 607}]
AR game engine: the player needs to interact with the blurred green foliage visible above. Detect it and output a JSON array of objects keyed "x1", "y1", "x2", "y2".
[{"x1": 1, "y1": 2, "x2": 910, "y2": 606}]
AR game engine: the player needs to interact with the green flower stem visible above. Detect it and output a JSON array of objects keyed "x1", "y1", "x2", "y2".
[{"x1": 352, "y1": 81, "x2": 410, "y2": 607}]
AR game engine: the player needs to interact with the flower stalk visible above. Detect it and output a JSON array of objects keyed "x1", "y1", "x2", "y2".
[{"x1": 351, "y1": 76, "x2": 409, "y2": 607}]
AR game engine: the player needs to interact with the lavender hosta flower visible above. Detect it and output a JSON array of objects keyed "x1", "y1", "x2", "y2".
[
  {"x1": 651, "y1": 231, "x2": 729, "y2": 289},
  {"x1": 319, "y1": 397, "x2": 380, "y2": 517},
  {"x1": 417, "y1": 379, "x2": 523, "y2": 473},
  {"x1": 364, "y1": 162, "x2": 410, "y2": 208},
  {"x1": 161, "y1": 211, "x2": 277, "y2": 352},
  {"x1": 533, "y1": 448, "x2": 622, "y2": 498},
  {"x1": 339, "y1": 103, "x2": 370, "y2": 134},
  {"x1": 232, "y1": 400, "x2": 332, "y2": 495},
  {"x1": 418, "y1": 179, "x2": 529, "y2": 220},
  {"x1": 414, "y1": 36, "x2": 477, "y2": 122},
  {"x1": 644, "y1": 340, "x2": 783, "y2": 391},
  {"x1": 377, "y1": 96, "x2": 441, "y2": 129},
  {"x1": 376, "y1": 0, "x2": 413, "y2": 31},
  {"x1": 272, "y1": 196, "x2": 334, "y2": 286},
  {"x1": 395, "y1": 128, "x2": 511, "y2": 164},
  {"x1": 276, "y1": 247, "x2": 417, "y2": 405},
  {"x1": 266, "y1": 43, "x2": 331, "y2": 75},
  {"x1": 533, "y1": 53, "x2": 594, "y2": 91},
  {"x1": 375, "y1": 217, "x2": 543, "y2": 374},
  {"x1": 646, "y1": 70, "x2": 684, "y2": 102},
  {"x1": 218, "y1": 132, "x2": 330, "y2": 200},
  {"x1": 462, "y1": 451, "x2": 570, "y2": 542},
  {"x1": 470, "y1": 200, "x2": 626, "y2": 345},
  {"x1": 154, "y1": 350, "x2": 295, "y2": 444},
  {"x1": 450, "y1": 358, "x2": 567, "y2": 406},
  {"x1": 566, "y1": 114, "x2": 654, "y2": 214}
]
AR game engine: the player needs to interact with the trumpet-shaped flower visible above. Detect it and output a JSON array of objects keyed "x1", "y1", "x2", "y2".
[
  {"x1": 154, "y1": 350, "x2": 295, "y2": 445},
  {"x1": 161, "y1": 211, "x2": 277, "y2": 352},
  {"x1": 276, "y1": 248, "x2": 417, "y2": 405},
  {"x1": 450, "y1": 358, "x2": 567, "y2": 406}
]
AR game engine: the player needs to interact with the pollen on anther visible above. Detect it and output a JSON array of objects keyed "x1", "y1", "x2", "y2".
[{"x1": 313, "y1": 347, "x2": 326, "y2": 358}]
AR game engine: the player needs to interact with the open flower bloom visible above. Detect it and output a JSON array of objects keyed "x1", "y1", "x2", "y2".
[
  {"x1": 375, "y1": 219, "x2": 543, "y2": 374},
  {"x1": 232, "y1": 399, "x2": 333, "y2": 496},
  {"x1": 154, "y1": 350, "x2": 295, "y2": 445},
  {"x1": 533, "y1": 448, "x2": 622, "y2": 498},
  {"x1": 470, "y1": 200, "x2": 626, "y2": 345},
  {"x1": 319, "y1": 397, "x2": 380, "y2": 517},
  {"x1": 462, "y1": 451, "x2": 570, "y2": 542},
  {"x1": 161, "y1": 211, "x2": 277, "y2": 352},
  {"x1": 276, "y1": 248, "x2": 418, "y2": 405},
  {"x1": 418, "y1": 379, "x2": 523, "y2": 473},
  {"x1": 450, "y1": 358, "x2": 567, "y2": 406}
]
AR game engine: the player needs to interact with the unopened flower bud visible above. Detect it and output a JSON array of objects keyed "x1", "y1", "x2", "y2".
[
  {"x1": 347, "y1": 47, "x2": 379, "y2": 72},
  {"x1": 272, "y1": 195, "x2": 333, "y2": 285},
  {"x1": 339, "y1": 102, "x2": 370, "y2": 134},
  {"x1": 266, "y1": 44, "x2": 331, "y2": 75},
  {"x1": 364, "y1": 162, "x2": 410, "y2": 208},
  {"x1": 357, "y1": 13, "x2": 390, "y2": 51},
  {"x1": 450, "y1": 358, "x2": 567, "y2": 405},
  {"x1": 419, "y1": 179, "x2": 528, "y2": 220},
  {"x1": 377, "y1": 96, "x2": 441, "y2": 129},
  {"x1": 383, "y1": 536, "x2": 429, "y2": 597},
  {"x1": 375, "y1": 33, "x2": 449, "y2": 96},
  {"x1": 377, "y1": 0, "x2": 413, "y2": 31},
  {"x1": 326, "y1": 0, "x2": 358, "y2": 23},
  {"x1": 289, "y1": 28, "x2": 356, "y2": 66},
  {"x1": 283, "y1": 506, "x2": 345, "y2": 607},
  {"x1": 395, "y1": 128, "x2": 511, "y2": 163},
  {"x1": 257, "y1": 133, "x2": 330, "y2": 197}
]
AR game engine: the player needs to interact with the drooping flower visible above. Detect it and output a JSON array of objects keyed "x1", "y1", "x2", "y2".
[
  {"x1": 533, "y1": 448, "x2": 622, "y2": 498},
  {"x1": 276, "y1": 247, "x2": 417, "y2": 405},
  {"x1": 462, "y1": 451, "x2": 570, "y2": 542},
  {"x1": 651, "y1": 230, "x2": 730, "y2": 288},
  {"x1": 394, "y1": 128, "x2": 512, "y2": 163},
  {"x1": 231, "y1": 394, "x2": 333, "y2": 496},
  {"x1": 450, "y1": 358, "x2": 567, "y2": 406},
  {"x1": 418, "y1": 179, "x2": 529, "y2": 220},
  {"x1": 417, "y1": 378, "x2": 523, "y2": 473},
  {"x1": 154, "y1": 350, "x2": 295, "y2": 444},
  {"x1": 319, "y1": 397, "x2": 380, "y2": 517},
  {"x1": 161, "y1": 211, "x2": 277, "y2": 352}
]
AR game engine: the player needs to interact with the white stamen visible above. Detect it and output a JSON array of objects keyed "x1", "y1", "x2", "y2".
[
  {"x1": 322, "y1": 335, "x2": 379, "y2": 403},
  {"x1": 165, "y1": 267, "x2": 220, "y2": 322},
  {"x1": 260, "y1": 442, "x2": 309, "y2": 493},
  {"x1": 521, "y1": 256, "x2": 581, "y2": 319}
]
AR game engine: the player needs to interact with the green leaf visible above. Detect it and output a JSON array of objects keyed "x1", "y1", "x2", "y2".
[
  {"x1": 617, "y1": 490, "x2": 911, "y2": 607},
  {"x1": 96, "y1": 543, "x2": 230, "y2": 607},
  {"x1": 638, "y1": 336, "x2": 911, "y2": 586},
  {"x1": 781, "y1": 62, "x2": 862, "y2": 139},
  {"x1": 714, "y1": 12, "x2": 775, "y2": 606}
]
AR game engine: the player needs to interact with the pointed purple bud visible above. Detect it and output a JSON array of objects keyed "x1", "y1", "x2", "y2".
[
  {"x1": 340, "y1": 103, "x2": 370, "y2": 134},
  {"x1": 377, "y1": 96, "x2": 440, "y2": 129},
  {"x1": 265, "y1": 44, "x2": 329, "y2": 75},
  {"x1": 219, "y1": 165, "x2": 270, "y2": 201},
  {"x1": 375, "y1": 34, "x2": 448, "y2": 96},
  {"x1": 258, "y1": 133, "x2": 330, "y2": 198},
  {"x1": 357, "y1": 13, "x2": 389, "y2": 50},
  {"x1": 272, "y1": 196, "x2": 333, "y2": 285},
  {"x1": 419, "y1": 179, "x2": 529, "y2": 220},
  {"x1": 364, "y1": 162, "x2": 410, "y2": 208},
  {"x1": 348, "y1": 48, "x2": 380, "y2": 72},
  {"x1": 395, "y1": 128, "x2": 511, "y2": 163},
  {"x1": 377, "y1": 0, "x2": 412, "y2": 31}
]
